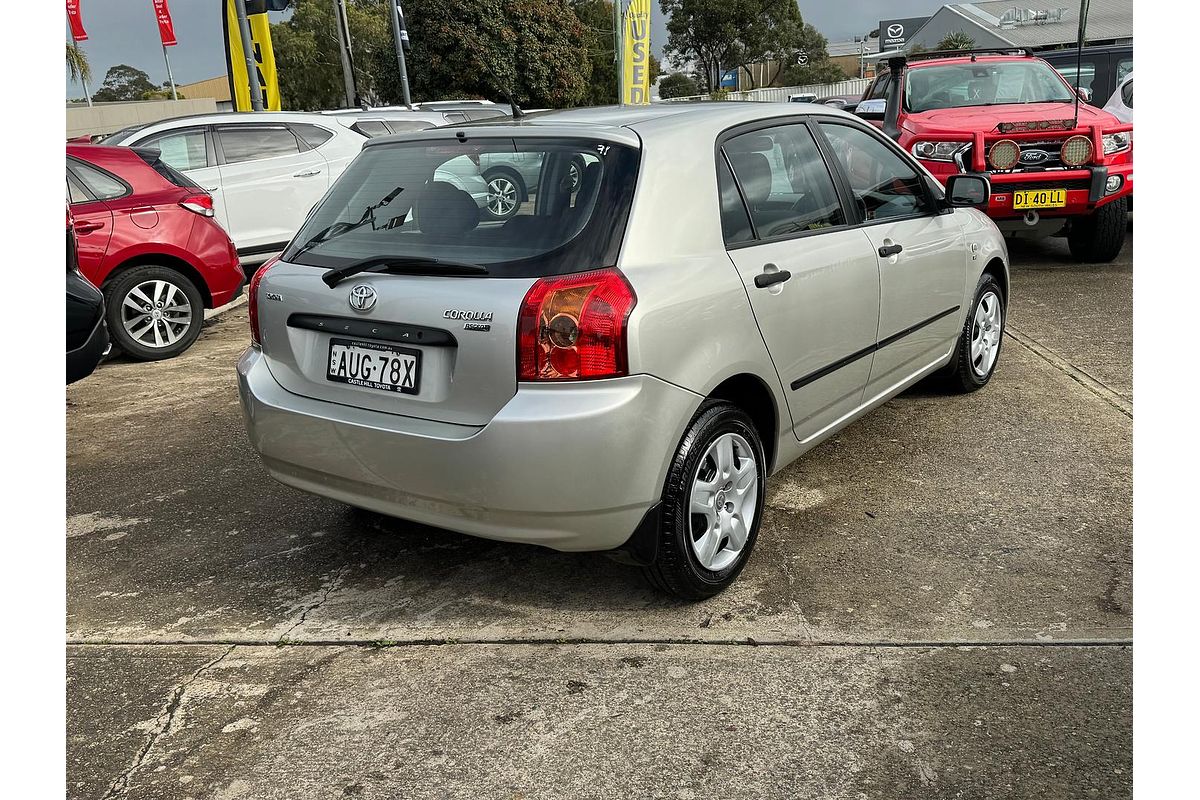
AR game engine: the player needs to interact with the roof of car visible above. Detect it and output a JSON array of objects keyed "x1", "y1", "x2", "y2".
[
  {"x1": 360, "y1": 102, "x2": 859, "y2": 149},
  {"x1": 103, "y1": 111, "x2": 357, "y2": 142}
]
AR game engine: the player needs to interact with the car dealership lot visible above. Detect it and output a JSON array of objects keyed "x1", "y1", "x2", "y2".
[{"x1": 67, "y1": 236, "x2": 1131, "y2": 798}]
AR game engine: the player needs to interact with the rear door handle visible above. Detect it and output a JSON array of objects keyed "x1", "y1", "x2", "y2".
[
  {"x1": 73, "y1": 221, "x2": 104, "y2": 234},
  {"x1": 205, "y1": 186, "x2": 220, "y2": 193},
  {"x1": 754, "y1": 267, "x2": 792, "y2": 288},
  {"x1": 293, "y1": 169, "x2": 323, "y2": 178},
  {"x1": 878, "y1": 242, "x2": 904, "y2": 258}
]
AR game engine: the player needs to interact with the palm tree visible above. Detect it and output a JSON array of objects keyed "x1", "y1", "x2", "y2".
[
  {"x1": 935, "y1": 30, "x2": 976, "y2": 51},
  {"x1": 66, "y1": 42, "x2": 93, "y2": 106}
]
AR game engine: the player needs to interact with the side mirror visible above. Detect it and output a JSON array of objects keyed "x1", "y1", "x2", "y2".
[
  {"x1": 1076, "y1": 86, "x2": 1092, "y2": 103},
  {"x1": 945, "y1": 173, "x2": 990, "y2": 209},
  {"x1": 855, "y1": 98, "x2": 886, "y2": 120}
]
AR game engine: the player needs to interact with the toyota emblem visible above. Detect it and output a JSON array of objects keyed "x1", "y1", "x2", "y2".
[
  {"x1": 348, "y1": 284, "x2": 377, "y2": 312},
  {"x1": 887, "y1": 23, "x2": 905, "y2": 37}
]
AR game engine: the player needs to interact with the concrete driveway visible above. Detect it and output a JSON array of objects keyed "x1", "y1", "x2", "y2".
[{"x1": 67, "y1": 235, "x2": 1132, "y2": 799}]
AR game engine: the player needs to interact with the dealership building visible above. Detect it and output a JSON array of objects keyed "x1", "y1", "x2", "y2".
[{"x1": 899, "y1": 0, "x2": 1132, "y2": 52}]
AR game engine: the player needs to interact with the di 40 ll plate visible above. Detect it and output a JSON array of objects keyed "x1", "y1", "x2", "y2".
[
  {"x1": 327, "y1": 338, "x2": 421, "y2": 395},
  {"x1": 1012, "y1": 188, "x2": 1066, "y2": 210}
]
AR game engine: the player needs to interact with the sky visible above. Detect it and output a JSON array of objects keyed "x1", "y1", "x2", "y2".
[{"x1": 64, "y1": 0, "x2": 951, "y2": 100}]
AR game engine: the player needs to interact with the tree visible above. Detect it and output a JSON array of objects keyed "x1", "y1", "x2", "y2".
[
  {"x1": 274, "y1": 0, "x2": 595, "y2": 110},
  {"x1": 936, "y1": 30, "x2": 976, "y2": 50},
  {"x1": 660, "y1": 0, "x2": 742, "y2": 93},
  {"x1": 658, "y1": 72, "x2": 699, "y2": 99},
  {"x1": 65, "y1": 43, "x2": 91, "y2": 87},
  {"x1": 141, "y1": 83, "x2": 185, "y2": 101},
  {"x1": 91, "y1": 64, "x2": 156, "y2": 103},
  {"x1": 771, "y1": 22, "x2": 842, "y2": 88},
  {"x1": 571, "y1": 0, "x2": 659, "y2": 105},
  {"x1": 728, "y1": 0, "x2": 809, "y2": 90}
]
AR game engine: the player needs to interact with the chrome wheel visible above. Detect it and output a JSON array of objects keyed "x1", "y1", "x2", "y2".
[
  {"x1": 970, "y1": 290, "x2": 1003, "y2": 378},
  {"x1": 568, "y1": 161, "x2": 582, "y2": 192},
  {"x1": 688, "y1": 432, "x2": 758, "y2": 572},
  {"x1": 485, "y1": 175, "x2": 519, "y2": 218},
  {"x1": 120, "y1": 279, "x2": 193, "y2": 349}
]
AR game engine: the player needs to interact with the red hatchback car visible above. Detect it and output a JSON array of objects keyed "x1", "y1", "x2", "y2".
[{"x1": 66, "y1": 144, "x2": 244, "y2": 359}]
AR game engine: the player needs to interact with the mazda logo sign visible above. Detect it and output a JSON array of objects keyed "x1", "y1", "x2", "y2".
[
  {"x1": 887, "y1": 24, "x2": 904, "y2": 37},
  {"x1": 348, "y1": 284, "x2": 377, "y2": 312}
]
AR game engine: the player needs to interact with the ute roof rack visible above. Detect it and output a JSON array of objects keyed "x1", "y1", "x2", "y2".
[{"x1": 877, "y1": 47, "x2": 1032, "y2": 69}]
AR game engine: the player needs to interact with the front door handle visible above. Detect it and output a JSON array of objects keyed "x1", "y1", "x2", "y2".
[
  {"x1": 754, "y1": 267, "x2": 792, "y2": 288},
  {"x1": 293, "y1": 169, "x2": 323, "y2": 178},
  {"x1": 878, "y1": 242, "x2": 904, "y2": 258},
  {"x1": 73, "y1": 220, "x2": 104, "y2": 234}
]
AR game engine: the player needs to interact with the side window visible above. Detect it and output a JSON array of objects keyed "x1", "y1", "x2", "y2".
[
  {"x1": 1121, "y1": 79, "x2": 1133, "y2": 108},
  {"x1": 67, "y1": 174, "x2": 91, "y2": 204},
  {"x1": 216, "y1": 126, "x2": 301, "y2": 164},
  {"x1": 1055, "y1": 61, "x2": 1097, "y2": 93},
  {"x1": 819, "y1": 123, "x2": 934, "y2": 220},
  {"x1": 868, "y1": 74, "x2": 893, "y2": 100},
  {"x1": 1116, "y1": 58, "x2": 1133, "y2": 82},
  {"x1": 723, "y1": 123, "x2": 846, "y2": 240},
  {"x1": 292, "y1": 123, "x2": 335, "y2": 148},
  {"x1": 716, "y1": 155, "x2": 753, "y2": 245},
  {"x1": 386, "y1": 120, "x2": 437, "y2": 133},
  {"x1": 68, "y1": 160, "x2": 128, "y2": 201},
  {"x1": 350, "y1": 120, "x2": 391, "y2": 138},
  {"x1": 139, "y1": 129, "x2": 208, "y2": 171}
]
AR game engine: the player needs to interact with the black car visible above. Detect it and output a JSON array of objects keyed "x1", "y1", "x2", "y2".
[
  {"x1": 66, "y1": 210, "x2": 108, "y2": 384},
  {"x1": 1041, "y1": 44, "x2": 1133, "y2": 108}
]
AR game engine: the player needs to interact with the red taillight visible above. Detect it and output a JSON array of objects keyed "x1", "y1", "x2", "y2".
[
  {"x1": 517, "y1": 268, "x2": 636, "y2": 381},
  {"x1": 180, "y1": 193, "x2": 215, "y2": 217},
  {"x1": 248, "y1": 256, "x2": 280, "y2": 347}
]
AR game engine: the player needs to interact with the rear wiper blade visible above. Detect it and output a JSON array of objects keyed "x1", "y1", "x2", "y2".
[{"x1": 322, "y1": 256, "x2": 488, "y2": 288}]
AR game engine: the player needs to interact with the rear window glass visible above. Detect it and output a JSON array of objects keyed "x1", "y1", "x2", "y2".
[
  {"x1": 351, "y1": 120, "x2": 391, "y2": 138},
  {"x1": 284, "y1": 137, "x2": 639, "y2": 278},
  {"x1": 138, "y1": 129, "x2": 208, "y2": 171}
]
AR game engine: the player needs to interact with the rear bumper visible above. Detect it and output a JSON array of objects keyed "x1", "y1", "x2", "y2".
[
  {"x1": 67, "y1": 317, "x2": 109, "y2": 385},
  {"x1": 237, "y1": 347, "x2": 701, "y2": 552}
]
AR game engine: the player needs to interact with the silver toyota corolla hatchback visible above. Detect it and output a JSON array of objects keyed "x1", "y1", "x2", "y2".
[{"x1": 238, "y1": 103, "x2": 1008, "y2": 599}]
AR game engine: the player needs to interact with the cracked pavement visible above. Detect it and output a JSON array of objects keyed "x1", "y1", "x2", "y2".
[{"x1": 67, "y1": 234, "x2": 1132, "y2": 798}]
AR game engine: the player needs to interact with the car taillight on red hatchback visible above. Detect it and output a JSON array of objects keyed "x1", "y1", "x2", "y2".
[
  {"x1": 248, "y1": 256, "x2": 279, "y2": 347},
  {"x1": 179, "y1": 193, "x2": 215, "y2": 217},
  {"x1": 517, "y1": 268, "x2": 637, "y2": 381}
]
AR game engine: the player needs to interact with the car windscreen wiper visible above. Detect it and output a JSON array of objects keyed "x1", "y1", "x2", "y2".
[
  {"x1": 322, "y1": 256, "x2": 489, "y2": 288},
  {"x1": 292, "y1": 186, "x2": 406, "y2": 260}
]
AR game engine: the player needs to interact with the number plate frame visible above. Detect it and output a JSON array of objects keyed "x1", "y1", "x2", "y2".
[
  {"x1": 1012, "y1": 189, "x2": 1067, "y2": 210},
  {"x1": 326, "y1": 338, "x2": 422, "y2": 395}
]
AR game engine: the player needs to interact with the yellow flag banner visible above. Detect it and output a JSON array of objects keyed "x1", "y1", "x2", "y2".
[
  {"x1": 223, "y1": 0, "x2": 282, "y2": 111},
  {"x1": 622, "y1": 0, "x2": 651, "y2": 105}
]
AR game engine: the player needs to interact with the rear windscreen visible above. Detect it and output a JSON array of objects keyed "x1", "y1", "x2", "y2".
[{"x1": 283, "y1": 137, "x2": 639, "y2": 278}]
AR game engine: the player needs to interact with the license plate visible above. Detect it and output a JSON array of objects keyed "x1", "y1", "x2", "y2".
[
  {"x1": 327, "y1": 338, "x2": 420, "y2": 395},
  {"x1": 1012, "y1": 189, "x2": 1066, "y2": 209}
]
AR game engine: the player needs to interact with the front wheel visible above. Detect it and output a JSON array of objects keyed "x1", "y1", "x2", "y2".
[
  {"x1": 104, "y1": 265, "x2": 204, "y2": 361},
  {"x1": 940, "y1": 273, "x2": 1006, "y2": 393},
  {"x1": 643, "y1": 401, "x2": 766, "y2": 600},
  {"x1": 483, "y1": 170, "x2": 523, "y2": 220},
  {"x1": 1068, "y1": 198, "x2": 1127, "y2": 262}
]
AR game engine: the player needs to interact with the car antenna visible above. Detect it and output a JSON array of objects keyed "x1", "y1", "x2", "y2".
[
  {"x1": 476, "y1": 57, "x2": 524, "y2": 119},
  {"x1": 1071, "y1": 0, "x2": 1091, "y2": 129}
]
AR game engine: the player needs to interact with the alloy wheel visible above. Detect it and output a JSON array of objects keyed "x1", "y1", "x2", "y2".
[
  {"x1": 120, "y1": 279, "x2": 193, "y2": 349},
  {"x1": 970, "y1": 290, "x2": 1003, "y2": 377},
  {"x1": 688, "y1": 432, "x2": 758, "y2": 572},
  {"x1": 486, "y1": 176, "x2": 519, "y2": 218}
]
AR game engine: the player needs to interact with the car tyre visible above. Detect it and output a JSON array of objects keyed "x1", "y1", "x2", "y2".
[
  {"x1": 1067, "y1": 197, "x2": 1126, "y2": 263},
  {"x1": 483, "y1": 168, "x2": 525, "y2": 221},
  {"x1": 104, "y1": 265, "x2": 204, "y2": 361},
  {"x1": 940, "y1": 272, "x2": 1006, "y2": 393},
  {"x1": 643, "y1": 400, "x2": 766, "y2": 600}
]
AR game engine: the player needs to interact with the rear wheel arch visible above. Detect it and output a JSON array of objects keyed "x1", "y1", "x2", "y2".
[
  {"x1": 102, "y1": 253, "x2": 212, "y2": 308},
  {"x1": 706, "y1": 373, "x2": 780, "y2": 474}
]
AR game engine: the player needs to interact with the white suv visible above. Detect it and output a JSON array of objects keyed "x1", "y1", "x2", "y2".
[{"x1": 104, "y1": 112, "x2": 371, "y2": 264}]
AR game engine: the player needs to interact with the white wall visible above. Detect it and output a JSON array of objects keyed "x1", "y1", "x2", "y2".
[{"x1": 66, "y1": 98, "x2": 218, "y2": 139}]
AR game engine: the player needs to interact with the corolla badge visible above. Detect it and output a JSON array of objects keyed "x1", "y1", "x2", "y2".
[
  {"x1": 348, "y1": 284, "x2": 377, "y2": 312},
  {"x1": 1020, "y1": 149, "x2": 1049, "y2": 164}
]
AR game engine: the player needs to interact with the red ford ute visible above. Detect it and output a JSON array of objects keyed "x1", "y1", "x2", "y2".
[
  {"x1": 858, "y1": 49, "x2": 1132, "y2": 262},
  {"x1": 66, "y1": 144, "x2": 244, "y2": 360}
]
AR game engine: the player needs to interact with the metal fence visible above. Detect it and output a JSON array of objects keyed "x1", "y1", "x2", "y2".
[{"x1": 662, "y1": 77, "x2": 871, "y2": 104}]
